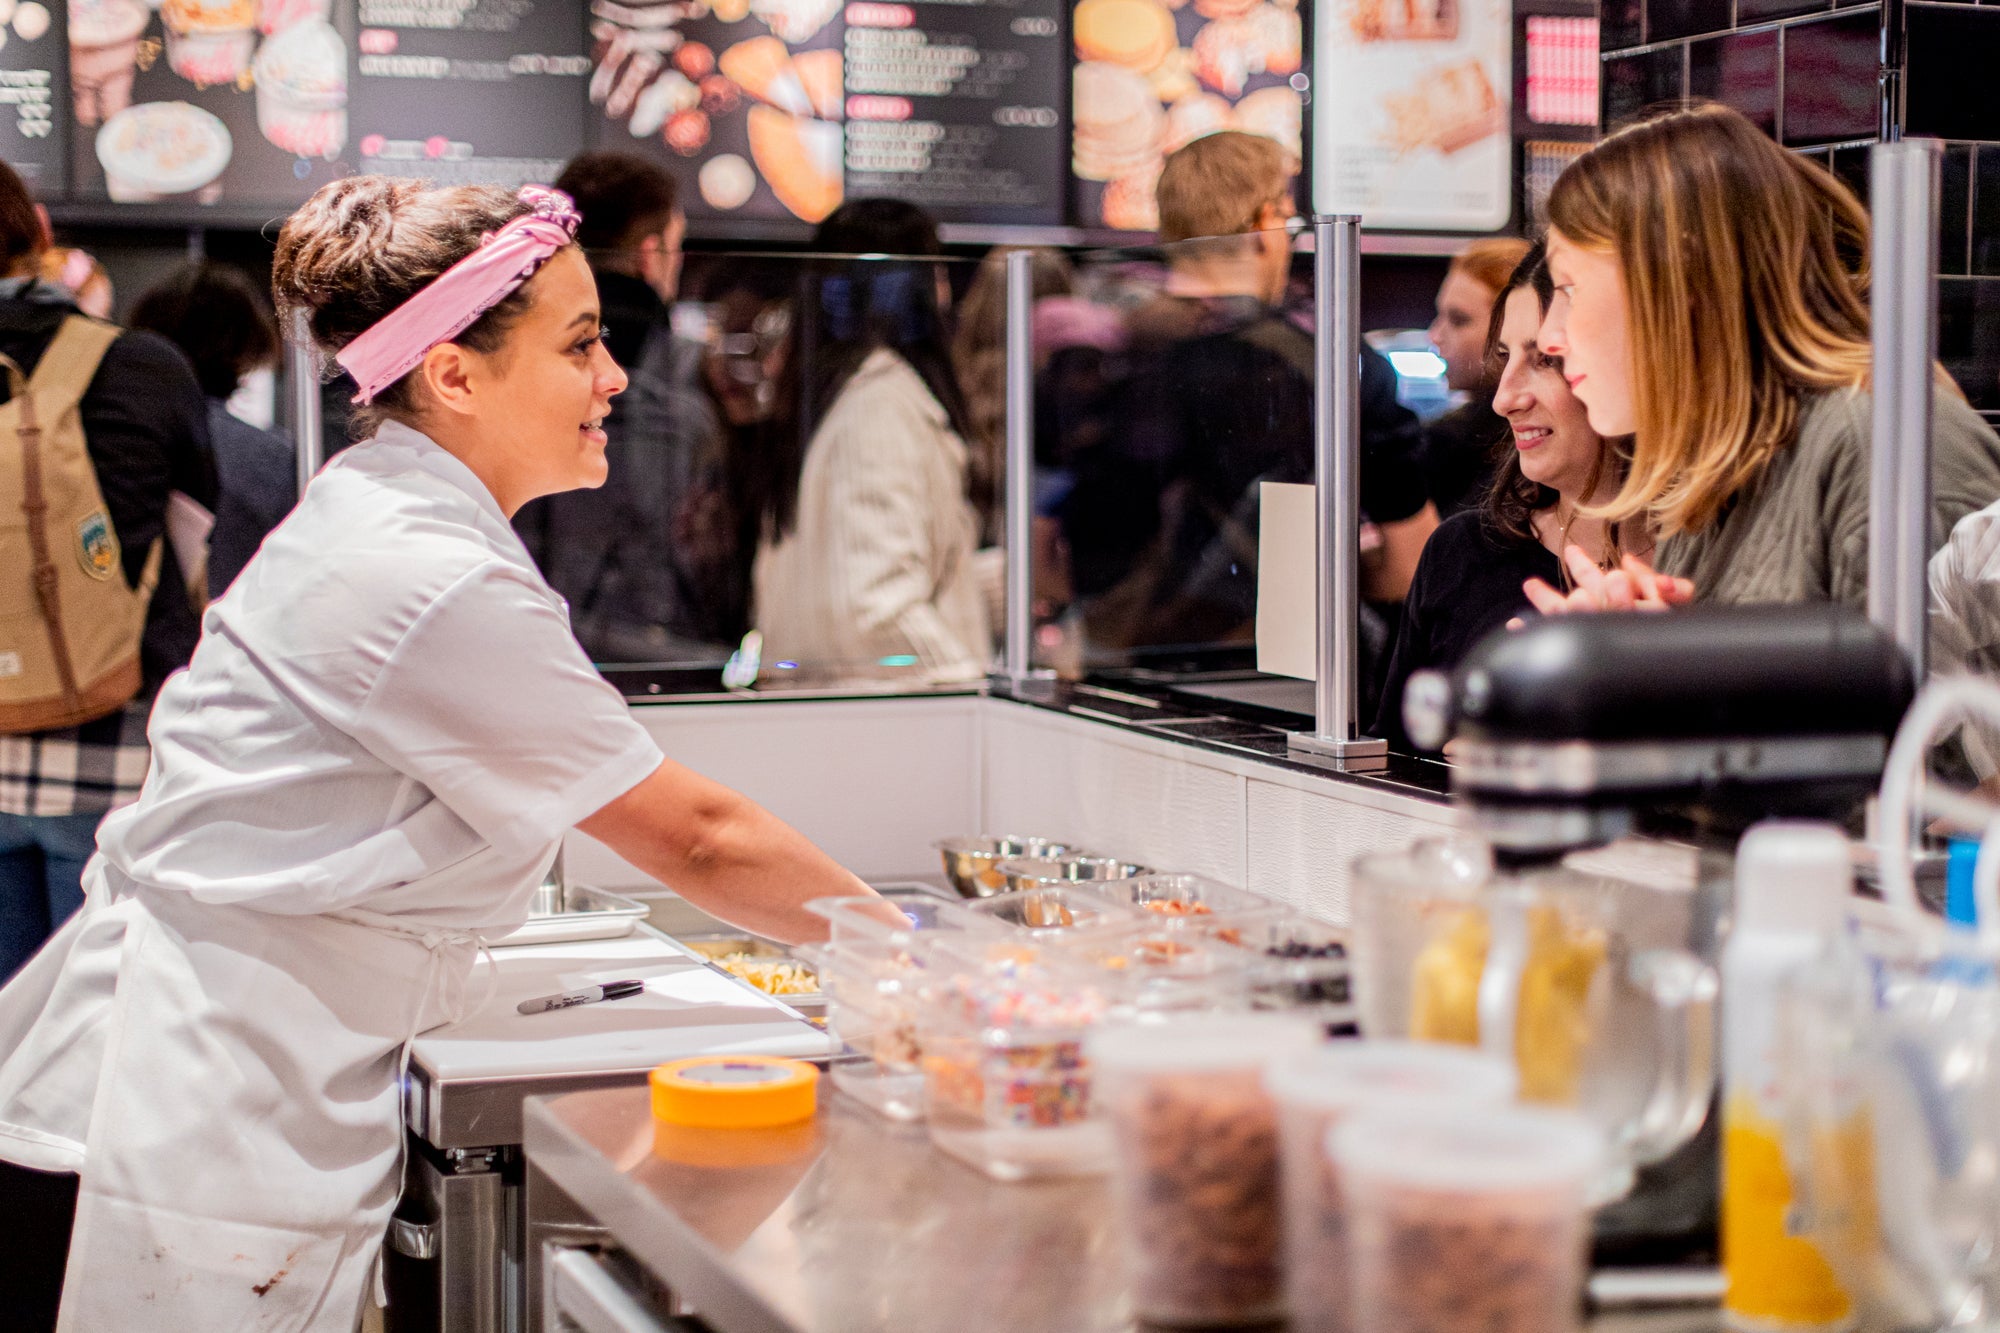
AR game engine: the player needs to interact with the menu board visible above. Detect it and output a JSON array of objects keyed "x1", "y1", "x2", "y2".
[
  {"x1": 842, "y1": 0, "x2": 1065, "y2": 226},
  {"x1": 66, "y1": 0, "x2": 355, "y2": 210},
  {"x1": 351, "y1": 0, "x2": 588, "y2": 189},
  {"x1": 1311, "y1": 0, "x2": 1512, "y2": 231},
  {"x1": 1068, "y1": 0, "x2": 1306, "y2": 232},
  {"x1": 0, "y1": 3, "x2": 64, "y2": 193},
  {"x1": 586, "y1": 0, "x2": 1063, "y2": 230}
]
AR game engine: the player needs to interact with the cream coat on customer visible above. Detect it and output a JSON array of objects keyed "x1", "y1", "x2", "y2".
[
  {"x1": 753, "y1": 348, "x2": 990, "y2": 682},
  {"x1": 0, "y1": 421, "x2": 664, "y2": 1330}
]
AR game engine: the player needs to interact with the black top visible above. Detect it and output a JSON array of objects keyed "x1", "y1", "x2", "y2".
[
  {"x1": 0, "y1": 280, "x2": 214, "y2": 692},
  {"x1": 1058, "y1": 294, "x2": 1427, "y2": 650},
  {"x1": 1372, "y1": 509, "x2": 1561, "y2": 753},
  {"x1": 204, "y1": 399, "x2": 295, "y2": 597},
  {"x1": 1419, "y1": 389, "x2": 1507, "y2": 519}
]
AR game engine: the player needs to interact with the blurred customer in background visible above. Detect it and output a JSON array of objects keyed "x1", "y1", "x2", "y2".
[
  {"x1": 514, "y1": 150, "x2": 728, "y2": 661},
  {"x1": 128, "y1": 261, "x2": 294, "y2": 595},
  {"x1": 1057, "y1": 132, "x2": 1430, "y2": 711},
  {"x1": 0, "y1": 162, "x2": 213, "y2": 983},
  {"x1": 951, "y1": 245, "x2": 1074, "y2": 544},
  {"x1": 1375, "y1": 242, "x2": 1640, "y2": 753},
  {"x1": 750, "y1": 198, "x2": 990, "y2": 683},
  {"x1": 40, "y1": 247, "x2": 112, "y2": 321},
  {"x1": 1532, "y1": 102, "x2": 2000, "y2": 614},
  {"x1": 1420, "y1": 236, "x2": 1531, "y2": 517}
]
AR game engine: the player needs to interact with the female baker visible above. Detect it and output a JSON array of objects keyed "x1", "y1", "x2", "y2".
[
  {"x1": 0, "y1": 177, "x2": 879, "y2": 1330},
  {"x1": 1529, "y1": 101, "x2": 2000, "y2": 614}
]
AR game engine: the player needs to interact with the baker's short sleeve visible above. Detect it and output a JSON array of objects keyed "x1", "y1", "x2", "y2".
[{"x1": 349, "y1": 563, "x2": 664, "y2": 856}]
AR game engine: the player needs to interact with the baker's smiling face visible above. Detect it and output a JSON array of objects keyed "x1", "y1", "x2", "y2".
[{"x1": 458, "y1": 248, "x2": 627, "y2": 504}]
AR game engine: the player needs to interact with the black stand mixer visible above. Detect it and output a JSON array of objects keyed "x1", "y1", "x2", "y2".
[{"x1": 1404, "y1": 603, "x2": 1916, "y2": 1263}]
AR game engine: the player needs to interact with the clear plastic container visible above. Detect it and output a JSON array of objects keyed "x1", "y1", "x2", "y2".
[
  {"x1": 916, "y1": 937, "x2": 1116, "y2": 1179},
  {"x1": 1331, "y1": 1103, "x2": 1602, "y2": 1333},
  {"x1": 957, "y1": 884, "x2": 1143, "y2": 937},
  {"x1": 1051, "y1": 924, "x2": 1255, "y2": 1018},
  {"x1": 1086, "y1": 1015, "x2": 1319, "y2": 1326},
  {"x1": 811, "y1": 939, "x2": 934, "y2": 1121},
  {"x1": 806, "y1": 892, "x2": 990, "y2": 945},
  {"x1": 1205, "y1": 914, "x2": 1357, "y2": 1033},
  {"x1": 1265, "y1": 1042, "x2": 1519, "y2": 1333},
  {"x1": 1087, "y1": 873, "x2": 1285, "y2": 928}
]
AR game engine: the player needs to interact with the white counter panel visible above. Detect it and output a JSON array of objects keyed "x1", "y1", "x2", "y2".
[
  {"x1": 979, "y1": 703, "x2": 1249, "y2": 883},
  {"x1": 565, "y1": 694, "x2": 984, "y2": 890},
  {"x1": 1245, "y1": 778, "x2": 1455, "y2": 924}
]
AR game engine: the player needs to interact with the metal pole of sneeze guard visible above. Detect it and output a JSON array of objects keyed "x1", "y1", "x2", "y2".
[
  {"x1": 1290, "y1": 215, "x2": 1388, "y2": 771},
  {"x1": 288, "y1": 306, "x2": 325, "y2": 502},
  {"x1": 1002, "y1": 248, "x2": 1035, "y2": 684},
  {"x1": 1867, "y1": 139, "x2": 1938, "y2": 681}
]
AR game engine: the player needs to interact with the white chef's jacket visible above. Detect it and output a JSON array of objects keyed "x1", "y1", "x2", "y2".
[{"x1": 0, "y1": 421, "x2": 664, "y2": 1330}]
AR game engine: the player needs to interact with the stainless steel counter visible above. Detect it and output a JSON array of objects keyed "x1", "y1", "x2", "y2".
[{"x1": 522, "y1": 1086, "x2": 1724, "y2": 1333}]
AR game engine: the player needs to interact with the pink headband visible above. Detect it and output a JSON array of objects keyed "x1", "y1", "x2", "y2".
[{"x1": 336, "y1": 184, "x2": 581, "y2": 405}]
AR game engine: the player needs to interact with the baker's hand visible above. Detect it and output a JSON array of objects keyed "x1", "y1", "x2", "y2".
[{"x1": 1522, "y1": 547, "x2": 1695, "y2": 616}]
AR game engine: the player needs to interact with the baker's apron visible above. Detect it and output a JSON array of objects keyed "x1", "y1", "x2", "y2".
[{"x1": 41, "y1": 871, "x2": 485, "y2": 1331}]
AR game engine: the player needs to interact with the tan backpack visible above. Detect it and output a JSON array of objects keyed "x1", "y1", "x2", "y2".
[{"x1": 0, "y1": 316, "x2": 161, "y2": 733}]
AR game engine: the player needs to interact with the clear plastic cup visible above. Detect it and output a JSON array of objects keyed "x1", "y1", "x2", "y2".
[
  {"x1": 1264, "y1": 1042, "x2": 1519, "y2": 1333},
  {"x1": 1331, "y1": 1103, "x2": 1603, "y2": 1333},
  {"x1": 1087, "y1": 1015, "x2": 1319, "y2": 1326}
]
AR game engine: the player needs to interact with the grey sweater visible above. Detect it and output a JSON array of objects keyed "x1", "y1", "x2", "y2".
[{"x1": 1655, "y1": 386, "x2": 2000, "y2": 607}]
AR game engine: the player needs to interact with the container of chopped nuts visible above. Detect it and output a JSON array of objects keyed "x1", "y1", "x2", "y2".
[
  {"x1": 1264, "y1": 1042, "x2": 1518, "y2": 1333},
  {"x1": 1086, "y1": 1014, "x2": 1318, "y2": 1326},
  {"x1": 1331, "y1": 1102, "x2": 1602, "y2": 1333},
  {"x1": 915, "y1": 935, "x2": 1116, "y2": 1180}
]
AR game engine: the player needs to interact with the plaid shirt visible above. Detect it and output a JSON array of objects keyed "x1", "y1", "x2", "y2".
[{"x1": 0, "y1": 699, "x2": 152, "y2": 818}]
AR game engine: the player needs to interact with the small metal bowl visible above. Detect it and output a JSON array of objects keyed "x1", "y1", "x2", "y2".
[
  {"x1": 935, "y1": 835, "x2": 1079, "y2": 898},
  {"x1": 997, "y1": 856, "x2": 1154, "y2": 895}
]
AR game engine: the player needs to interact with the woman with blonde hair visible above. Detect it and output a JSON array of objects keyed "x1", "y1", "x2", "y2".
[
  {"x1": 1421, "y1": 235, "x2": 1533, "y2": 515},
  {"x1": 1530, "y1": 101, "x2": 2000, "y2": 613}
]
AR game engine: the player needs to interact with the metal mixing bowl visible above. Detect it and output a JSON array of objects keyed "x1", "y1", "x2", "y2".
[
  {"x1": 935, "y1": 835, "x2": 1079, "y2": 898},
  {"x1": 997, "y1": 855, "x2": 1153, "y2": 894}
]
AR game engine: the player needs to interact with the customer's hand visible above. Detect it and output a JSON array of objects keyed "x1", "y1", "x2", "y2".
[{"x1": 1521, "y1": 547, "x2": 1696, "y2": 616}]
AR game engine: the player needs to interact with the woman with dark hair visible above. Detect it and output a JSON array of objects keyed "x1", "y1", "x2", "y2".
[
  {"x1": 1372, "y1": 241, "x2": 1645, "y2": 754},
  {"x1": 750, "y1": 198, "x2": 991, "y2": 682},
  {"x1": 0, "y1": 175, "x2": 878, "y2": 1330},
  {"x1": 128, "y1": 260, "x2": 295, "y2": 594}
]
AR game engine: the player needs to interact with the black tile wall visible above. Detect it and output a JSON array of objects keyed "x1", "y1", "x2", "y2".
[
  {"x1": 1906, "y1": 5, "x2": 2000, "y2": 142},
  {"x1": 1937, "y1": 277, "x2": 2000, "y2": 413},
  {"x1": 1689, "y1": 29, "x2": 1781, "y2": 137},
  {"x1": 1738, "y1": 0, "x2": 1833, "y2": 22},
  {"x1": 1974, "y1": 146, "x2": 2000, "y2": 278},
  {"x1": 1829, "y1": 143, "x2": 1872, "y2": 206},
  {"x1": 1650, "y1": 0, "x2": 1732, "y2": 42},
  {"x1": 1600, "y1": 0, "x2": 1646, "y2": 52},
  {"x1": 1603, "y1": 46, "x2": 1686, "y2": 130},
  {"x1": 1942, "y1": 143, "x2": 1973, "y2": 277},
  {"x1": 1783, "y1": 11, "x2": 1883, "y2": 146}
]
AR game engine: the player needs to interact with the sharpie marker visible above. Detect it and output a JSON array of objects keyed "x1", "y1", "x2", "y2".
[{"x1": 517, "y1": 980, "x2": 646, "y2": 1015}]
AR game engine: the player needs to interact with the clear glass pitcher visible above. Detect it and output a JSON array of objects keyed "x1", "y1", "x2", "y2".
[{"x1": 1351, "y1": 841, "x2": 1717, "y2": 1200}]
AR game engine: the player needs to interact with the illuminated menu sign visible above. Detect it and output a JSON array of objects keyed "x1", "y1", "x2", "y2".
[
  {"x1": 352, "y1": 0, "x2": 589, "y2": 189},
  {"x1": 0, "y1": 2, "x2": 62, "y2": 193},
  {"x1": 66, "y1": 0, "x2": 355, "y2": 210},
  {"x1": 843, "y1": 0, "x2": 1065, "y2": 226}
]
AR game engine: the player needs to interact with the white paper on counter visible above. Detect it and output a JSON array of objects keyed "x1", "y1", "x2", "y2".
[{"x1": 1257, "y1": 481, "x2": 1317, "y2": 681}]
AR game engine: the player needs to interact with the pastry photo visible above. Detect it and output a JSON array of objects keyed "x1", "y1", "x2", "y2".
[{"x1": 95, "y1": 99, "x2": 232, "y2": 201}]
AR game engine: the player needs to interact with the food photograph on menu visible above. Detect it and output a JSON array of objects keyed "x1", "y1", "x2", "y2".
[
  {"x1": 589, "y1": 0, "x2": 846, "y2": 226},
  {"x1": 66, "y1": 0, "x2": 349, "y2": 209},
  {"x1": 1312, "y1": 0, "x2": 1512, "y2": 231},
  {"x1": 1069, "y1": 0, "x2": 1305, "y2": 231}
]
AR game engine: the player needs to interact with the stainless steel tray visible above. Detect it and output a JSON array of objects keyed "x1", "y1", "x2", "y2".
[{"x1": 494, "y1": 885, "x2": 650, "y2": 948}]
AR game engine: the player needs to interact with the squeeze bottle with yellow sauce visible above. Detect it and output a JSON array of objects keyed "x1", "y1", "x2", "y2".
[{"x1": 1721, "y1": 823, "x2": 1858, "y2": 1331}]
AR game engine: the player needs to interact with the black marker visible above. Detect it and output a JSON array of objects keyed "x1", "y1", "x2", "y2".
[{"x1": 516, "y1": 980, "x2": 646, "y2": 1015}]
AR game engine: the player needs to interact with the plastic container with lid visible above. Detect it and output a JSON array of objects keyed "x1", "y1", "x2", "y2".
[
  {"x1": 916, "y1": 936, "x2": 1116, "y2": 1180},
  {"x1": 808, "y1": 939, "x2": 933, "y2": 1120},
  {"x1": 806, "y1": 891, "x2": 991, "y2": 945},
  {"x1": 1049, "y1": 924, "x2": 1255, "y2": 1018},
  {"x1": 1265, "y1": 1042, "x2": 1518, "y2": 1333},
  {"x1": 957, "y1": 884, "x2": 1143, "y2": 937},
  {"x1": 1331, "y1": 1103, "x2": 1602, "y2": 1333},
  {"x1": 1086, "y1": 873, "x2": 1285, "y2": 927},
  {"x1": 1086, "y1": 1014, "x2": 1319, "y2": 1326},
  {"x1": 1205, "y1": 913, "x2": 1356, "y2": 1033}
]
